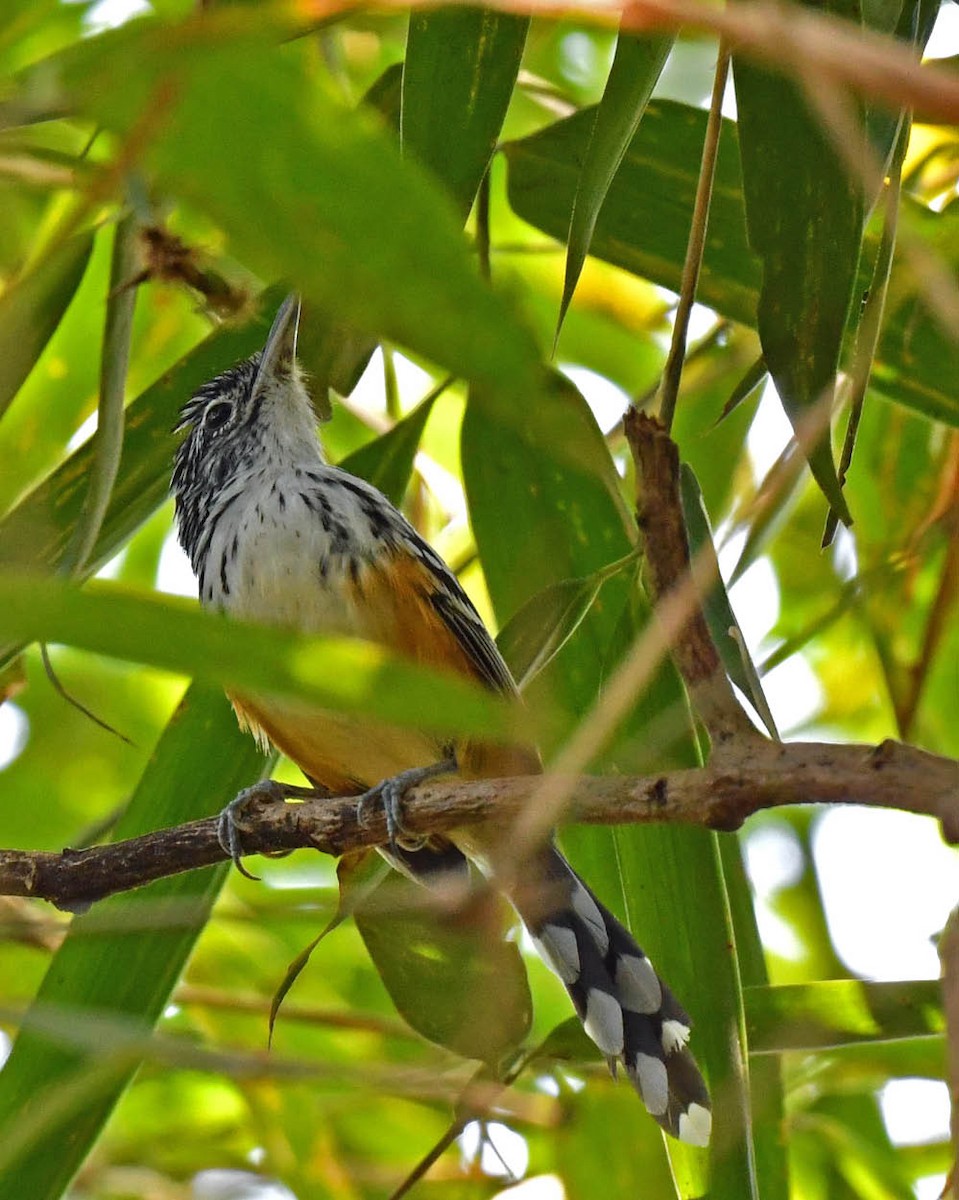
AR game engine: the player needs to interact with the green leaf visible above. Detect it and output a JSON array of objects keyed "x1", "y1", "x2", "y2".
[
  {"x1": 810, "y1": 1036, "x2": 947, "y2": 1086},
  {"x1": 746, "y1": 979, "x2": 945, "y2": 1053},
  {"x1": 464, "y1": 371, "x2": 634, "y2": 621},
  {"x1": 558, "y1": 30, "x2": 672, "y2": 336},
  {"x1": 338, "y1": 384, "x2": 443, "y2": 507},
  {"x1": 733, "y1": 27, "x2": 861, "y2": 524},
  {"x1": 675, "y1": 466, "x2": 789, "y2": 1193},
  {"x1": 402, "y1": 8, "x2": 528, "y2": 222},
  {"x1": 715, "y1": 835, "x2": 789, "y2": 1200},
  {"x1": 29, "y1": 16, "x2": 543, "y2": 400},
  {"x1": 557, "y1": 1078, "x2": 678, "y2": 1200},
  {"x1": 527, "y1": 1015, "x2": 596, "y2": 1064},
  {"x1": 269, "y1": 852, "x2": 390, "y2": 1046},
  {"x1": 495, "y1": 554, "x2": 636, "y2": 692},
  {"x1": 720, "y1": 354, "x2": 767, "y2": 422},
  {"x1": 505, "y1": 100, "x2": 758, "y2": 324},
  {"x1": 0, "y1": 572, "x2": 529, "y2": 745},
  {"x1": 679, "y1": 464, "x2": 779, "y2": 739},
  {"x1": 0, "y1": 232, "x2": 93, "y2": 420},
  {"x1": 0, "y1": 683, "x2": 266, "y2": 1200},
  {"x1": 59, "y1": 214, "x2": 138, "y2": 578},
  {"x1": 354, "y1": 871, "x2": 532, "y2": 1065},
  {"x1": 505, "y1": 99, "x2": 959, "y2": 428}
]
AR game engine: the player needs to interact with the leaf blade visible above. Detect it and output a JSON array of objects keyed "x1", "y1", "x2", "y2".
[
  {"x1": 402, "y1": 8, "x2": 528, "y2": 222},
  {"x1": 0, "y1": 233, "x2": 93, "y2": 420},
  {"x1": 0, "y1": 571, "x2": 529, "y2": 745},
  {"x1": 733, "y1": 46, "x2": 860, "y2": 523},
  {"x1": 558, "y1": 30, "x2": 673, "y2": 336},
  {"x1": 0, "y1": 684, "x2": 266, "y2": 1200},
  {"x1": 505, "y1": 99, "x2": 959, "y2": 427}
]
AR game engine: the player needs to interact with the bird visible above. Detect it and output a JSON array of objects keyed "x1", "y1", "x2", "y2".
[{"x1": 171, "y1": 294, "x2": 711, "y2": 1145}]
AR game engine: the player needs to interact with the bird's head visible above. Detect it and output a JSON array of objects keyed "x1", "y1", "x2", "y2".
[{"x1": 172, "y1": 295, "x2": 323, "y2": 561}]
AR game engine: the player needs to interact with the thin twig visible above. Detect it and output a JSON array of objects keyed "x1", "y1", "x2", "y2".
[
  {"x1": 897, "y1": 484, "x2": 959, "y2": 738},
  {"x1": 61, "y1": 205, "x2": 139, "y2": 569},
  {"x1": 656, "y1": 42, "x2": 730, "y2": 433},
  {"x1": 42, "y1": 210, "x2": 140, "y2": 742}
]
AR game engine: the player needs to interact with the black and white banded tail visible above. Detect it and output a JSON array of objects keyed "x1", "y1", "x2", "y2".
[{"x1": 519, "y1": 847, "x2": 711, "y2": 1145}]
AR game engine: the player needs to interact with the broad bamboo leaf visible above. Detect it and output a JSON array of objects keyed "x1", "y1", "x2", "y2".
[
  {"x1": 465, "y1": 372, "x2": 634, "y2": 613},
  {"x1": 799, "y1": 1094, "x2": 918, "y2": 1200},
  {"x1": 528, "y1": 1014, "x2": 595, "y2": 1064},
  {"x1": 715, "y1": 833, "x2": 789, "y2": 1200},
  {"x1": 506, "y1": 101, "x2": 757, "y2": 323},
  {"x1": 810, "y1": 1036, "x2": 946, "y2": 1085},
  {"x1": 355, "y1": 871, "x2": 532, "y2": 1065},
  {"x1": 728, "y1": 440, "x2": 807, "y2": 586},
  {"x1": 0, "y1": 572, "x2": 528, "y2": 744},
  {"x1": 0, "y1": 232, "x2": 93, "y2": 420},
  {"x1": 599, "y1": 593, "x2": 754, "y2": 1199},
  {"x1": 402, "y1": 8, "x2": 528, "y2": 222},
  {"x1": 680, "y1": 465, "x2": 779, "y2": 739},
  {"x1": 59, "y1": 214, "x2": 138, "y2": 578},
  {"x1": 731, "y1": 0, "x2": 934, "y2": 527},
  {"x1": 558, "y1": 31, "x2": 672, "y2": 336},
  {"x1": 734, "y1": 23, "x2": 862, "y2": 524},
  {"x1": 746, "y1": 978, "x2": 945, "y2": 1052},
  {"x1": 505, "y1": 100, "x2": 959, "y2": 428},
  {"x1": 557, "y1": 1082, "x2": 678, "y2": 1199},
  {"x1": 0, "y1": 684, "x2": 266, "y2": 1200},
  {"x1": 495, "y1": 554, "x2": 636, "y2": 692},
  {"x1": 269, "y1": 852, "x2": 390, "y2": 1046},
  {"x1": 720, "y1": 355, "x2": 767, "y2": 422}
]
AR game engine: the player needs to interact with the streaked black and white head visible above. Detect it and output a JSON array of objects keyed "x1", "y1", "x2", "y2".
[{"x1": 172, "y1": 295, "x2": 322, "y2": 567}]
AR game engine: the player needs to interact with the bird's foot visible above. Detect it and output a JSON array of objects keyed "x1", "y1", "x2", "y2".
[
  {"x1": 356, "y1": 758, "x2": 456, "y2": 853},
  {"x1": 217, "y1": 780, "x2": 319, "y2": 880}
]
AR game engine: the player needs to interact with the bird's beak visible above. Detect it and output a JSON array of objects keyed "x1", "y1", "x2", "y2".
[{"x1": 253, "y1": 294, "x2": 300, "y2": 394}]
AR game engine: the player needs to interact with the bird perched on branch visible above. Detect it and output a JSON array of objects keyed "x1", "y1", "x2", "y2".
[{"x1": 171, "y1": 295, "x2": 711, "y2": 1145}]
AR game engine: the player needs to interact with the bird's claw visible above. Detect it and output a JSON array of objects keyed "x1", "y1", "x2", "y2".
[
  {"x1": 216, "y1": 780, "x2": 288, "y2": 881},
  {"x1": 355, "y1": 758, "x2": 456, "y2": 854}
]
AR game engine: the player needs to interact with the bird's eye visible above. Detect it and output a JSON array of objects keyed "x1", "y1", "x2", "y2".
[{"x1": 204, "y1": 401, "x2": 233, "y2": 430}]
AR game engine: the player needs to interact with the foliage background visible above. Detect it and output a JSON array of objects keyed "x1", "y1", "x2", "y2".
[{"x1": 0, "y1": 1, "x2": 956, "y2": 1198}]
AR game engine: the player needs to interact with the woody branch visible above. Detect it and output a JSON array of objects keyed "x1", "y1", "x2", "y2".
[
  {"x1": 1, "y1": 416, "x2": 956, "y2": 911},
  {"x1": 0, "y1": 737, "x2": 956, "y2": 909}
]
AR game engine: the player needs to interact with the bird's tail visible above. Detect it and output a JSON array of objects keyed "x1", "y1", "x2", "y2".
[{"x1": 513, "y1": 845, "x2": 711, "y2": 1145}]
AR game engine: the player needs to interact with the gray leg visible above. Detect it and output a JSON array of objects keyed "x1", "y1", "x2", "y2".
[
  {"x1": 355, "y1": 758, "x2": 456, "y2": 852},
  {"x1": 217, "y1": 780, "x2": 322, "y2": 880}
]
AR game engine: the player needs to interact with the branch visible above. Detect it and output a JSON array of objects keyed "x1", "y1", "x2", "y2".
[
  {"x1": 1, "y1": 737, "x2": 955, "y2": 909},
  {"x1": 4, "y1": 417, "x2": 955, "y2": 913},
  {"x1": 627, "y1": 408, "x2": 757, "y2": 743}
]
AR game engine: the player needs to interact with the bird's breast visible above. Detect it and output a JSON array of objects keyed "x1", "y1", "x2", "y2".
[{"x1": 201, "y1": 471, "x2": 383, "y2": 638}]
